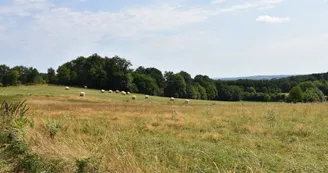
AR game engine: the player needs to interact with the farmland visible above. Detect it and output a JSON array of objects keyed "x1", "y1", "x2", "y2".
[{"x1": 1, "y1": 85, "x2": 328, "y2": 172}]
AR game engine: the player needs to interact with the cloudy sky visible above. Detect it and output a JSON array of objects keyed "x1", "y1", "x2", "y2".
[{"x1": 0, "y1": 0, "x2": 327, "y2": 78}]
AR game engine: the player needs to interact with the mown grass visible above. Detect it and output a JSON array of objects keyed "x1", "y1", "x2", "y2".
[
  {"x1": 0, "y1": 85, "x2": 225, "y2": 105},
  {"x1": 1, "y1": 85, "x2": 328, "y2": 172}
]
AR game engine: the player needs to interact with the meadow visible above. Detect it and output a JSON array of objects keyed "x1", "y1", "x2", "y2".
[{"x1": 1, "y1": 85, "x2": 328, "y2": 173}]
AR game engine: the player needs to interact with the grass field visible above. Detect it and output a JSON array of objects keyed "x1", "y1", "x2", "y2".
[{"x1": 1, "y1": 85, "x2": 328, "y2": 172}]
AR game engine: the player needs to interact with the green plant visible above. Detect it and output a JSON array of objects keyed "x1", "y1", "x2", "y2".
[
  {"x1": 76, "y1": 157, "x2": 98, "y2": 173},
  {"x1": 45, "y1": 119, "x2": 61, "y2": 139}
]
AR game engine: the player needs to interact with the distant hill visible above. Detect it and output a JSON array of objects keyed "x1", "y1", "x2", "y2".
[{"x1": 215, "y1": 75, "x2": 291, "y2": 81}]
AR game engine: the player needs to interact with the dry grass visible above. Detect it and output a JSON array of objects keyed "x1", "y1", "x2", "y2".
[
  {"x1": 17, "y1": 96, "x2": 328, "y2": 172},
  {"x1": 1, "y1": 86, "x2": 328, "y2": 172}
]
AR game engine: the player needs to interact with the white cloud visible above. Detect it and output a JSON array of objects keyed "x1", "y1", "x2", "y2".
[
  {"x1": 256, "y1": 15, "x2": 290, "y2": 24},
  {"x1": 212, "y1": 0, "x2": 226, "y2": 4},
  {"x1": 211, "y1": 0, "x2": 285, "y2": 14},
  {"x1": 31, "y1": 4, "x2": 210, "y2": 39},
  {"x1": 0, "y1": 0, "x2": 53, "y2": 16}
]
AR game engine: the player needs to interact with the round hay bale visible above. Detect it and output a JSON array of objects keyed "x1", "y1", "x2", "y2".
[
  {"x1": 65, "y1": 86, "x2": 70, "y2": 90},
  {"x1": 101, "y1": 89, "x2": 105, "y2": 93},
  {"x1": 121, "y1": 91, "x2": 126, "y2": 95},
  {"x1": 185, "y1": 99, "x2": 190, "y2": 104},
  {"x1": 109, "y1": 90, "x2": 113, "y2": 93},
  {"x1": 170, "y1": 97, "x2": 175, "y2": 101},
  {"x1": 145, "y1": 95, "x2": 149, "y2": 99},
  {"x1": 132, "y1": 95, "x2": 136, "y2": 100},
  {"x1": 115, "y1": 90, "x2": 120, "y2": 93},
  {"x1": 80, "y1": 92, "x2": 85, "y2": 97}
]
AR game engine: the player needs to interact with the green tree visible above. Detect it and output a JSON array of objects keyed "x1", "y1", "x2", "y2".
[
  {"x1": 288, "y1": 86, "x2": 304, "y2": 103},
  {"x1": 0, "y1": 64, "x2": 10, "y2": 85},
  {"x1": 56, "y1": 65, "x2": 71, "y2": 85},
  {"x1": 178, "y1": 71, "x2": 193, "y2": 84},
  {"x1": 303, "y1": 88, "x2": 320, "y2": 103},
  {"x1": 194, "y1": 83, "x2": 207, "y2": 100},
  {"x1": 186, "y1": 84, "x2": 199, "y2": 99},
  {"x1": 246, "y1": 87, "x2": 256, "y2": 93},
  {"x1": 47, "y1": 68, "x2": 57, "y2": 84},
  {"x1": 133, "y1": 74, "x2": 159, "y2": 95},
  {"x1": 8, "y1": 69, "x2": 20, "y2": 86},
  {"x1": 164, "y1": 72, "x2": 187, "y2": 98},
  {"x1": 194, "y1": 75, "x2": 218, "y2": 100},
  {"x1": 298, "y1": 81, "x2": 315, "y2": 92}
]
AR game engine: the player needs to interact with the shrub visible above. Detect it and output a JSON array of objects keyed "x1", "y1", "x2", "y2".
[
  {"x1": 303, "y1": 87, "x2": 325, "y2": 103},
  {"x1": 288, "y1": 86, "x2": 304, "y2": 103}
]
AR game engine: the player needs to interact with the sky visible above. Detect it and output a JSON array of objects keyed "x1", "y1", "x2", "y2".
[{"x1": 0, "y1": 0, "x2": 327, "y2": 78}]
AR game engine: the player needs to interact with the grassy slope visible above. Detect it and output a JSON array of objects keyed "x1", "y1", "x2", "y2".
[
  {"x1": 0, "y1": 85, "x2": 225, "y2": 104},
  {"x1": 1, "y1": 85, "x2": 328, "y2": 172}
]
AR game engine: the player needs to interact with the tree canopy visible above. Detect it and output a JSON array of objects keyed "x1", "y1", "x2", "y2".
[{"x1": 2, "y1": 53, "x2": 328, "y2": 103}]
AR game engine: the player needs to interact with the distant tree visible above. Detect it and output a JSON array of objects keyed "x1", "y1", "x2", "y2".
[
  {"x1": 47, "y1": 68, "x2": 57, "y2": 84},
  {"x1": 178, "y1": 71, "x2": 193, "y2": 84},
  {"x1": 164, "y1": 72, "x2": 187, "y2": 98},
  {"x1": 144, "y1": 67, "x2": 166, "y2": 89},
  {"x1": 229, "y1": 86, "x2": 243, "y2": 101},
  {"x1": 26, "y1": 67, "x2": 39, "y2": 83},
  {"x1": 264, "y1": 94, "x2": 271, "y2": 102},
  {"x1": 195, "y1": 83, "x2": 207, "y2": 100},
  {"x1": 8, "y1": 69, "x2": 20, "y2": 86},
  {"x1": 303, "y1": 88, "x2": 320, "y2": 103},
  {"x1": 194, "y1": 75, "x2": 218, "y2": 100},
  {"x1": 133, "y1": 74, "x2": 159, "y2": 95},
  {"x1": 186, "y1": 84, "x2": 199, "y2": 99},
  {"x1": 0, "y1": 64, "x2": 10, "y2": 85},
  {"x1": 288, "y1": 86, "x2": 304, "y2": 103},
  {"x1": 246, "y1": 87, "x2": 256, "y2": 93},
  {"x1": 279, "y1": 80, "x2": 291, "y2": 93},
  {"x1": 298, "y1": 81, "x2": 315, "y2": 92},
  {"x1": 56, "y1": 65, "x2": 71, "y2": 85}
]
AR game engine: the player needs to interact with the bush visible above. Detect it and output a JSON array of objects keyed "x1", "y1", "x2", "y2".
[
  {"x1": 288, "y1": 86, "x2": 304, "y2": 103},
  {"x1": 303, "y1": 87, "x2": 325, "y2": 103},
  {"x1": 243, "y1": 93, "x2": 287, "y2": 102}
]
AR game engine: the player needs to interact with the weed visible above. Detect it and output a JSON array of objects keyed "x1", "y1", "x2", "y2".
[
  {"x1": 76, "y1": 157, "x2": 98, "y2": 173},
  {"x1": 45, "y1": 119, "x2": 61, "y2": 139}
]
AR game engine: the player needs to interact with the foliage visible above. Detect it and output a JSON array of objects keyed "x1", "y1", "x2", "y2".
[
  {"x1": 3, "y1": 53, "x2": 328, "y2": 103},
  {"x1": 133, "y1": 74, "x2": 160, "y2": 95},
  {"x1": 288, "y1": 86, "x2": 304, "y2": 103},
  {"x1": 164, "y1": 72, "x2": 187, "y2": 98},
  {"x1": 303, "y1": 87, "x2": 325, "y2": 103}
]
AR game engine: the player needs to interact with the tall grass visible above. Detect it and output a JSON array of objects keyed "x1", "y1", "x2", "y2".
[
  {"x1": 1, "y1": 86, "x2": 328, "y2": 172},
  {"x1": 18, "y1": 95, "x2": 328, "y2": 172}
]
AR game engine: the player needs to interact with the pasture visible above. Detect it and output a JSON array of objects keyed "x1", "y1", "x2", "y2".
[{"x1": 1, "y1": 85, "x2": 328, "y2": 172}]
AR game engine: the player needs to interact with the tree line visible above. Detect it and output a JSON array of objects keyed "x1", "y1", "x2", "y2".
[{"x1": 1, "y1": 53, "x2": 328, "y2": 103}]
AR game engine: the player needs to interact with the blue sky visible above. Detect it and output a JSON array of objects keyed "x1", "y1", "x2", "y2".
[{"x1": 0, "y1": 0, "x2": 327, "y2": 78}]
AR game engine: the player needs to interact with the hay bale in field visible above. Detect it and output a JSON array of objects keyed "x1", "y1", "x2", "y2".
[
  {"x1": 170, "y1": 97, "x2": 175, "y2": 101},
  {"x1": 115, "y1": 90, "x2": 120, "y2": 93},
  {"x1": 65, "y1": 86, "x2": 69, "y2": 90},
  {"x1": 109, "y1": 90, "x2": 113, "y2": 93},
  {"x1": 80, "y1": 92, "x2": 85, "y2": 97},
  {"x1": 132, "y1": 95, "x2": 136, "y2": 100},
  {"x1": 101, "y1": 89, "x2": 105, "y2": 93},
  {"x1": 127, "y1": 92, "x2": 131, "y2": 95},
  {"x1": 145, "y1": 95, "x2": 149, "y2": 99},
  {"x1": 121, "y1": 91, "x2": 126, "y2": 95},
  {"x1": 185, "y1": 99, "x2": 190, "y2": 104}
]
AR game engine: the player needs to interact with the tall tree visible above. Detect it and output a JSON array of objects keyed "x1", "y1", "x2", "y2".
[
  {"x1": 47, "y1": 68, "x2": 57, "y2": 84},
  {"x1": 8, "y1": 69, "x2": 20, "y2": 86},
  {"x1": 288, "y1": 86, "x2": 304, "y2": 103}
]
